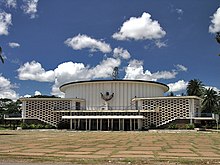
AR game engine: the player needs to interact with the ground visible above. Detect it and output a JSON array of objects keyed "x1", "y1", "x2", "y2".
[{"x1": 0, "y1": 130, "x2": 220, "y2": 164}]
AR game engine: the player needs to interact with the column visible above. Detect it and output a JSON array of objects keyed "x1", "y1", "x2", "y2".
[
  {"x1": 78, "y1": 119, "x2": 80, "y2": 130},
  {"x1": 100, "y1": 119, "x2": 102, "y2": 130},
  {"x1": 86, "y1": 119, "x2": 87, "y2": 131},
  {"x1": 108, "y1": 119, "x2": 109, "y2": 131},
  {"x1": 133, "y1": 119, "x2": 136, "y2": 130},
  {"x1": 130, "y1": 119, "x2": 132, "y2": 131},
  {"x1": 119, "y1": 119, "x2": 121, "y2": 131},
  {"x1": 111, "y1": 119, "x2": 113, "y2": 130},
  {"x1": 137, "y1": 119, "x2": 140, "y2": 130},
  {"x1": 123, "y1": 119, "x2": 124, "y2": 131},
  {"x1": 70, "y1": 119, "x2": 72, "y2": 130},
  {"x1": 89, "y1": 119, "x2": 91, "y2": 130},
  {"x1": 97, "y1": 119, "x2": 99, "y2": 130}
]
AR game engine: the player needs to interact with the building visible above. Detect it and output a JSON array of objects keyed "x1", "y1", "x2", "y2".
[{"x1": 20, "y1": 80, "x2": 209, "y2": 131}]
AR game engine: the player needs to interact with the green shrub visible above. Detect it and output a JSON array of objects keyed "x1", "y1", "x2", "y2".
[
  {"x1": 168, "y1": 123, "x2": 178, "y2": 129},
  {"x1": 20, "y1": 123, "x2": 28, "y2": 129},
  {"x1": 185, "y1": 124, "x2": 195, "y2": 130}
]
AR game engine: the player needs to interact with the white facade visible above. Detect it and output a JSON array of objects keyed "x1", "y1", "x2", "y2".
[
  {"x1": 60, "y1": 80, "x2": 169, "y2": 110},
  {"x1": 19, "y1": 80, "x2": 206, "y2": 130}
]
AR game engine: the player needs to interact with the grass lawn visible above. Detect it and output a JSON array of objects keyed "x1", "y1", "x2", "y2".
[{"x1": 0, "y1": 130, "x2": 220, "y2": 164}]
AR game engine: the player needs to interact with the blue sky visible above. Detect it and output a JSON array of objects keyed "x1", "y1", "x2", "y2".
[{"x1": 0, "y1": 0, "x2": 220, "y2": 99}]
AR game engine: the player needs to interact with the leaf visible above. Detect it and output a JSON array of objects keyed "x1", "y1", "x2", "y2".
[{"x1": 0, "y1": 46, "x2": 4, "y2": 63}]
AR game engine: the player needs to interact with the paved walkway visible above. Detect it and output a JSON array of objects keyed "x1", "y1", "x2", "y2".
[{"x1": 0, "y1": 130, "x2": 220, "y2": 164}]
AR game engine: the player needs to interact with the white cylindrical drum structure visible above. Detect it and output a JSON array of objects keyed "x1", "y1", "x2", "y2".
[{"x1": 60, "y1": 80, "x2": 169, "y2": 110}]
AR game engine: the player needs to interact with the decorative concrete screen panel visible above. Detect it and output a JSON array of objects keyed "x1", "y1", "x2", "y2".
[
  {"x1": 141, "y1": 97, "x2": 201, "y2": 128},
  {"x1": 24, "y1": 99, "x2": 71, "y2": 126}
]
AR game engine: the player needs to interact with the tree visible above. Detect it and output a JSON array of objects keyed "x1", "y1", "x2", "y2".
[
  {"x1": 0, "y1": 46, "x2": 4, "y2": 63},
  {"x1": 202, "y1": 88, "x2": 219, "y2": 113},
  {"x1": 186, "y1": 79, "x2": 204, "y2": 97}
]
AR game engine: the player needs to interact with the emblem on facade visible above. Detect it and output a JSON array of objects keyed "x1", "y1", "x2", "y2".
[{"x1": 100, "y1": 92, "x2": 114, "y2": 101}]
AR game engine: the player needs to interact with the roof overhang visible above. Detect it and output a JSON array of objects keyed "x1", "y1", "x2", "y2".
[{"x1": 62, "y1": 115, "x2": 144, "y2": 119}]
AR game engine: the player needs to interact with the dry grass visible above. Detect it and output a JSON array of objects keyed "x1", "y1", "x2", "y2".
[{"x1": 0, "y1": 130, "x2": 220, "y2": 164}]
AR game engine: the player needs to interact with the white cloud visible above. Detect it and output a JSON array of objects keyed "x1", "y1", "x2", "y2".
[
  {"x1": 34, "y1": 90, "x2": 41, "y2": 95},
  {"x1": 52, "y1": 58, "x2": 121, "y2": 96},
  {"x1": 5, "y1": 0, "x2": 17, "y2": 8},
  {"x1": 112, "y1": 12, "x2": 166, "y2": 40},
  {"x1": 155, "y1": 40, "x2": 167, "y2": 48},
  {"x1": 22, "y1": 0, "x2": 39, "y2": 19},
  {"x1": 113, "y1": 47, "x2": 131, "y2": 59},
  {"x1": 168, "y1": 80, "x2": 188, "y2": 92},
  {"x1": 9, "y1": 42, "x2": 20, "y2": 48},
  {"x1": 0, "y1": 12, "x2": 12, "y2": 35},
  {"x1": 205, "y1": 86, "x2": 220, "y2": 94},
  {"x1": 175, "y1": 64, "x2": 187, "y2": 72},
  {"x1": 23, "y1": 94, "x2": 31, "y2": 98},
  {"x1": 17, "y1": 61, "x2": 55, "y2": 82},
  {"x1": 209, "y1": 7, "x2": 220, "y2": 33},
  {"x1": 124, "y1": 59, "x2": 177, "y2": 81},
  {"x1": 17, "y1": 58, "x2": 121, "y2": 97},
  {"x1": 0, "y1": 75, "x2": 19, "y2": 100},
  {"x1": 64, "y1": 34, "x2": 112, "y2": 53}
]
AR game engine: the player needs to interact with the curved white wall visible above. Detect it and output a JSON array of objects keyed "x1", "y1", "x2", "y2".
[{"x1": 60, "y1": 80, "x2": 168, "y2": 109}]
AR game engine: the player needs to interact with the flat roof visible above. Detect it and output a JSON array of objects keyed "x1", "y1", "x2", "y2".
[
  {"x1": 62, "y1": 115, "x2": 145, "y2": 119},
  {"x1": 60, "y1": 79, "x2": 169, "y2": 92}
]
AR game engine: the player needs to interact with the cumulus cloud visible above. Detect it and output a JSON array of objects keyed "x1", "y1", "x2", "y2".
[
  {"x1": 0, "y1": 12, "x2": 12, "y2": 35},
  {"x1": 113, "y1": 47, "x2": 131, "y2": 59},
  {"x1": 34, "y1": 90, "x2": 41, "y2": 95},
  {"x1": 175, "y1": 64, "x2": 187, "y2": 72},
  {"x1": 124, "y1": 59, "x2": 178, "y2": 81},
  {"x1": 209, "y1": 7, "x2": 220, "y2": 33},
  {"x1": 5, "y1": 0, "x2": 17, "y2": 8},
  {"x1": 0, "y1": 75, "x2": 19, "y2": 100},
  {"x1": 17, "y1": 58, "x2": 121, "y2": 97},
  {"x1": 64, "y1": 34, "x2": 112, "y2": 53},
  {"x1": 168, "y1": 80, "x2": 188, "y2": 92},
  {"x1": 52, "y1": 58, "x2": 121, "y2": 96},
  {"x1": 9, "y1": 42, "x2": 20, "y2": 48},
  {"x1": 112, "y1": 12, "x2": 166, "y2": 40},
  {"x1": 22, "y1": 0, "x2": 39, "y2": 19},
  {"x1": 17, "y1": 61, "x2": 55, "y2": 82}
]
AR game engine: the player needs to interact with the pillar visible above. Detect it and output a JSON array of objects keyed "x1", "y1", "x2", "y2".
[
  {"x1": 100, "y1": 119, "x2": 102, "y2": 130},
  {"x1": 70, "y1": 119, "x2": 72, "y2": 130},
  {"x1": 89, "y1": 119, "x2": 91, "y2": 130},
  {"x1": 130, "y1": 119, "x2": 132, "y2": 131},
  {"x1": 86, "y1": 119, "x2": 88, "y2": 131},
  {"x1": 119, "y1": 119, "x2": 121, "y2": 130},
  {"x1": 111, "y1": 119, "x2": 113, "y2": 130}
]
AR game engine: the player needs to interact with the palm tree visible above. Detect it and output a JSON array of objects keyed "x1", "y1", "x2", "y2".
[
  {"x1": 0, "y1": 46, "x2": 4, "y2": 64},
  {"x1": 202, "y1": 88, "x2": 219, "y2": 113},
  {"x1": 186, "y1": 79, "x2": 204, "y2": 97}
]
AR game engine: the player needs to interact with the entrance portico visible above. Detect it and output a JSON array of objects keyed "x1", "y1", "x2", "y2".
[{"x1": 62, "y1": 115, "x2": 144, "y2": 131}]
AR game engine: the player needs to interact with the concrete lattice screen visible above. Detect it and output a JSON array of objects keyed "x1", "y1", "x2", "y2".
[{"x1": 142, "y1": 98, "x2": 200, "y2": 128}]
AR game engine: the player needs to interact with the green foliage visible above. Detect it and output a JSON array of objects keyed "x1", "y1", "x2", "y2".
[
  {"x1": 0, "y1": 99, "x2": 21, "y2": 116},
  {"x1": 186, "y1": 79, "x2": 204, "y2": 97},
  {"x1": 185, "y1": 124, "x2": 195, "y2": 130},
  {"x1": 168, "y1": 123, "x2": 178, "y2": 129},
  {"x1": 20, "y1": 123, "x2": 55, "y2": 129},
  {"x1": 202, "y1": 88, "x2": 219, "y2": 113}
]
